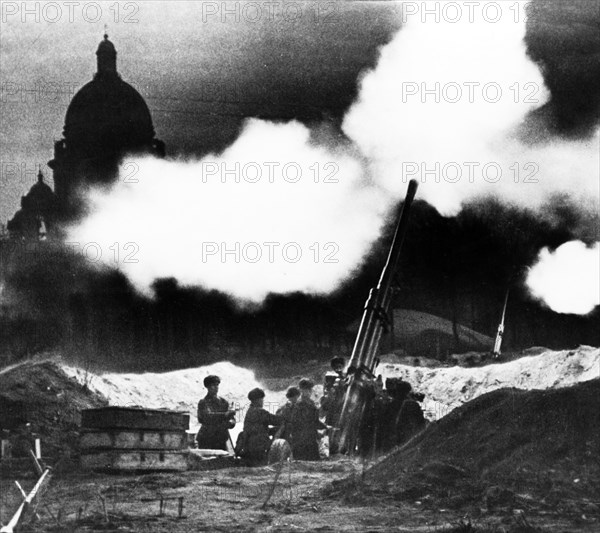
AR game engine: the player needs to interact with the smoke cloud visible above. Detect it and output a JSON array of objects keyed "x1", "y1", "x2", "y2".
[
  {"x1": 343, "y1": 1, "x2": 598, "y2": 216},
  {"x1": 66, "y1": 1, "x2": 599, "y2": 304},
  {"x1": 67, "y1": 120, "x2": 385, "y2": 302},
  {"x1": 526, "y1": 241, "x2": 600, "y2": 315}
]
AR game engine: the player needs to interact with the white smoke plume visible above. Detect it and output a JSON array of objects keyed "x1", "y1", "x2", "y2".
[
  {"x1": 526, "y1": 241, "x2": 600, "y2": 315},
  {"x1": 67, "y1": 1, "x2": 599, "y2": 303},
  {"x1": 343, "y1": 1, "x2": 598, "y2": 215},
  {"x1": 68, "y1": 120, "x2": 385, "y2": 301}
]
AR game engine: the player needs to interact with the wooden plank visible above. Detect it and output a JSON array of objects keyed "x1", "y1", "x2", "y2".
[
  {"x1": 81, "y1": 407, "x2": 189, "y2": 431},
  {"x1": 0, "y1": 468, "x2": 51, "y2": 533},
  {"x1": 79, "y1": 429, "x2": 187, "y2": 451},
  {"x1": 29, "y1": 449, "x2": 44, "y2": 476},
  {"x1": 80, "y1": 450, "x2": 188, "y2": 472}
]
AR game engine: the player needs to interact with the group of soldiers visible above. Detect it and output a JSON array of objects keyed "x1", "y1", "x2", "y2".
[
  {"x1": 195, "y1": 358, "x2": 426, "y2": 464},
  {"x1": 195, "y1": 375, "x2": 325, "y2": 465},
  {"x1": 320, "y1": 357, "x2": 427, "y2": 456}
]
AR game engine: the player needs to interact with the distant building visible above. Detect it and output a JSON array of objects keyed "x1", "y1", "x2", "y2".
[
  {"x1": 49, "y1": 33, "x2": 165, "y2": 218},
  {"x1": 7, "y1": 33, "x2": 165, "y2": 237},
  {"x1": 7, "y1": 169, "x2": 57, "y2": 240}
]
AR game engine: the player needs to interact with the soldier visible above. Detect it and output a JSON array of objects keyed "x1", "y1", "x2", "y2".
[
  {"x1": 370, "y1": 375, "x2": 393, "y2": 454},
  {"x1": 290, "y1": 378, "x2": 325, "y2": 461},
  {"x1": 196, "y1": 375, "x2": 236, "y2": 451},
  {"x1": 275, "y1": 386, "x2": 300, "y2": 443},
  {"x1": 320, "y1": 357, "x2": 347, "y2": 455},
  {"x1": 320, "y1": 372, "x2": 340, "y2": 422},
  {"x1": 395, "y1": 391, "x2": 426, "y2": 445},
  {"x1": 242, "y1": 388, "x2": 282, "y2": 466},
  {"x1": 380, "y1": 377, "x2": 412, "y2": 451},
  {"x1": 330, "y1": 356, "x2": 346, "y2": 378},
  {"x1": 379, "y1": 378, "x2": 427, "y2": 447},
  {"x1": 356, "y1": 379, "x2": 379, "y2": 457}
]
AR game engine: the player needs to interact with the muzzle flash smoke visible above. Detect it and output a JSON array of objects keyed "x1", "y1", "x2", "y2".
[{"x1": 527, "y1": 241, "x2": 600, "y2": 315}]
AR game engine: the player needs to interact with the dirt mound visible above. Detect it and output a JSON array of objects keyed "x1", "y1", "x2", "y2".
[
  {"x1": 378, "y1": 345, "x2": 600, "y2": 421},
  {"x1": 330, "y1": 379, "x2": 600, "y2": 520},
  {"x1": 62, "y1": 360, "x2": 287, "y2": 441},
  {"x1": 0, "y1": 359, "x2": 106, "y2": 458}
]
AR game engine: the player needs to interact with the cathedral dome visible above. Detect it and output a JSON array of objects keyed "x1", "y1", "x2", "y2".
[
  {"x1": 63, "y1": 35, "x2": 155, "y2": 155},
  {"x1": 27, "y1": 170, "x2": 56, "y2": 209},
  {"x1": 64, "y1": 78, "x2": 155, "y2": 153},
  {"x1": 48, "y1": 34, "x2": 165, "y2": 218}
]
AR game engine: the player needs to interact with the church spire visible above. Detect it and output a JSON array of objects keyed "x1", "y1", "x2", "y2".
[{"x1": 96, "y1": 30, "x2": 117, "y2": 77}]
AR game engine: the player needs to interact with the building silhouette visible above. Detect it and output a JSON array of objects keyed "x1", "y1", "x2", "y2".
[
  {"x1": 7, "y1": 34, "x2": 165, "y2": 237},
  {"x1": 7, "y1": 169, "x2": 57, "y2": 240}
]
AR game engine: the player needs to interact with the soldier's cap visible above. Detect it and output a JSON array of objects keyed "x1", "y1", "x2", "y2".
[
  {"x1": 286, "y1": 386, "x2": 300, "y2": 399},
  {"x1": 386, "y1": 377, "x2": 412, "y2": 394},
  {"x1": 204, "y1": 375, "x2": 221, "y2": 388},
  {"x1": 298, "y1": 378, "x2": 314, "y2": 390},
  {"x1": 330, "y1": 356, "x2": 346, "y2": 369},
  {"x1": 248, "y1": 387, "x2": 265, "y2": 402},
  {"x1": 410, "y1": 391, "x2": 425, "y2": 402}
]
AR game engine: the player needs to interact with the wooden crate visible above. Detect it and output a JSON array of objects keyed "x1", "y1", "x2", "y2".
[
  {"x1": 80, "y1": 429, "x2": 187, "y2": 451},
  {"x1": 79, "y1": 407, "x2": 191, "y2": 472},
  {"x1": 81, "y1": 407, "x2": 189, "y2": 431},
  {"x1": 80, "y1": 450, "x2": 188, "y2": 472}
]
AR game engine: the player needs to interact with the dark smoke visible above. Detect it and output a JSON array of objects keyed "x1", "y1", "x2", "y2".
[{"x1": 524, "y1": 0, "x2": 600, "y2": 138}]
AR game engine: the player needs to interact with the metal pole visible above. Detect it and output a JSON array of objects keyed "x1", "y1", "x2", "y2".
[{"x1": 1, "y1": 468, "x2": 51, "y2": 533}]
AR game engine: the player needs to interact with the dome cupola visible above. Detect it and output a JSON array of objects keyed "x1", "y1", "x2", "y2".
[
  {"x1": 96, "y1": 33, "x2": 117, "y2": 77},
  {"x1": 48, "y1": 33, "x2": 165, "y2": 218},
  {"x1": 62, "y1": 35, "x2": 155, "y2": 155}
]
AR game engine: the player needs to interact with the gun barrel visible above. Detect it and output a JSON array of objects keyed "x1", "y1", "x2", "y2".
[
  {"x1": 338, "y1": 179, "x2": 418, "y2": 454},
  {"x1": 347, "y1": 179, "x2": 418, "y2": 373}
]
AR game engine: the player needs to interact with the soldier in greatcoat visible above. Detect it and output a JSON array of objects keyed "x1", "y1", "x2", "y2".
[
  {"x1": 275, "y1": 386, "x2": 300, "y2": 443},
  {"x1": 290, "y1": 378, "x2": 326, "y2": 461},
  {"x1": 196, "y1": 375, "x2": 236, "y2": 450},
  {"x1": 241, "y1": 388, "x2": 282, "y2": 466}
]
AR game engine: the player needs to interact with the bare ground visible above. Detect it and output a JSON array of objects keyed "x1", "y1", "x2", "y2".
[
  {"x1": 1, "y1": 456, "x2": 598, "y2": 532},
  {"x1": 1, "y1": 358, "x2": 599, "y2": 532}
]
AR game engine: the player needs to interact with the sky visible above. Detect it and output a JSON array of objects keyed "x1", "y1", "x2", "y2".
[
  {"x1": 0, "y1": 0, "x2": 403, "y2": 222},
  {"x1": 1, "y1": 0, "x2": 599, "y2": 308},
  {"x1": 0, "y1": 1, "x2": 599, "y2": 363},
  {"x1": 1, "y1": 0, "x2": 599, "y2": 225}
]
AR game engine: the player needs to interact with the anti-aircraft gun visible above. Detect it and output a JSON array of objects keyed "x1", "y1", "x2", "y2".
[{"x1": 335, "y1": 179, "x2": 418, "y2": 455}]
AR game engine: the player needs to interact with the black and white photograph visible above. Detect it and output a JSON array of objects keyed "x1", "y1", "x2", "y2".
[{"x1": 0, "y1": 0, "x2": 599, "y2": 531}]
